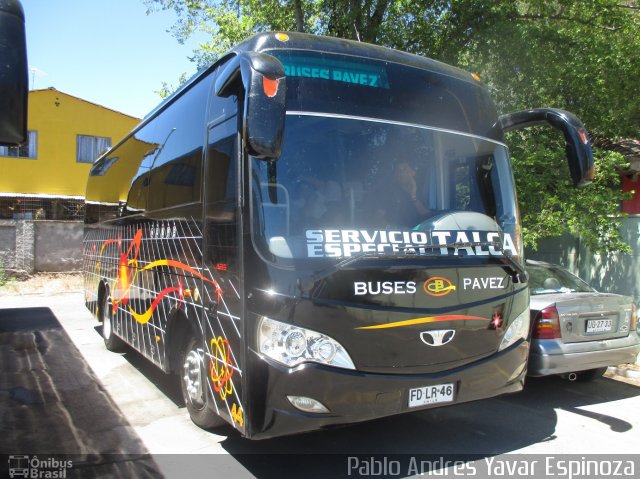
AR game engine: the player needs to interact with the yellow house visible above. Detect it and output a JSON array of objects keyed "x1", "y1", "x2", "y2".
[{"x1": 0, "y1": 88, "x2": 139, "y2": 219}]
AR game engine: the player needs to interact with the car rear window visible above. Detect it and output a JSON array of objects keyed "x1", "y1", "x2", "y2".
[{"x1": 527, "y1": 264, "x2": 595, "y2": 295}]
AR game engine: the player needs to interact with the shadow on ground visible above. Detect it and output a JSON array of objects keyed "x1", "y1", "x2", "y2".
[
  {"x1": 217, "y1": 367, "x2": 640, "y2": 478},
  {"x1": 0, "y1": 307, "x2": 162, "y2": 478},
  {"x1": 92, "y1": 325, "x2": 184, "y2": 408},
  {"x1": 97, "y1": 313, "x2": 640, "y2": 478},
  {"x1": 146, "y1": 371, "x2": 640, "y2": 478}
]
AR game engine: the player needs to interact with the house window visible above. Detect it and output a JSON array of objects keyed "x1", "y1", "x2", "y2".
[
  {"x1": 0, "y1": 130, "x2": 37, "y2": 159},
  {"x1": 77, "y1": 135, "x2": 111, "y2": 163}
]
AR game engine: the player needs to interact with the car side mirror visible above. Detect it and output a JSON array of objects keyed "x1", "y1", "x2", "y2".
[
  {"x1": 498, "y1": 108, "x2": 595, "y2": 187},
  {"x1": 215, "y1": 51, "x2": 286, "y2": 160},
  {"x1": 0, "y1": 0, "x2": 28, "y2": 146}
]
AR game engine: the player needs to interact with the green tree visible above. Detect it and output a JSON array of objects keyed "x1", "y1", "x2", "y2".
[
  {"x1": 144, "y1": 0, "x2": 399, "y2": 66},
  {"x1": 144, "y1": 0, "x2": 639, "y2": 252},
  {"x1": 453, "y1": 0, "x2": 639, "y2": 252}
]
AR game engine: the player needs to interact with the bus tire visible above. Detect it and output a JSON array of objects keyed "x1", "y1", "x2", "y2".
[
  {"x1": 99, "y1": 286, "x2": 126, "y2": 352},
  {"x1": 181, "y1": 335, "x2": 226, "y2": 429}
]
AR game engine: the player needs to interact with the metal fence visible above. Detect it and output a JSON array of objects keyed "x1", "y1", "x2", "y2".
[{"x1": 0, "y1": 196, "x2": 85, "y2": 221}]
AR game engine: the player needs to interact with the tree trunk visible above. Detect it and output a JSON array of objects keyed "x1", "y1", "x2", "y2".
[{"x1": 293, "y1": 0, "x2": 304, "y2": 32}]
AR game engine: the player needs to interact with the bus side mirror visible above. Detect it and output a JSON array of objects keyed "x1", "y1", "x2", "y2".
[
  {"x1": 215, "y1": 51, "x2": 286, "y2": 160},
  {"x1": 498, "y1": 108, "x2": 595, "y2": 187},
  {"x1": 0, "y1": 0, "x2": 28, "y2": 146}
]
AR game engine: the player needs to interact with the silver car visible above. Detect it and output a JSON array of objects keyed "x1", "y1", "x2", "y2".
[{"x1": 526, "y1": 260, "x2": 640, "y2": 381}]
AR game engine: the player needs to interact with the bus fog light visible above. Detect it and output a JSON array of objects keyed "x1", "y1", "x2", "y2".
[
  {"x1": 287, "y1": 395, "x2": 330, "y2": 413},
  {"x1": 499, "y1": 308, "x2": 530, "y2": 351},
  {"x1": 258, "y1": 317, "x2": 355, "y2": 369}
]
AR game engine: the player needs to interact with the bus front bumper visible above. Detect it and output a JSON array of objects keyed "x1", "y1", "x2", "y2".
[{"x1": 246, "y1": 339, "x2": 529, "y2": 439}]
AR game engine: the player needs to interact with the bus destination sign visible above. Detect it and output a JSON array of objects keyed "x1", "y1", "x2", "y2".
[{"x1": 281, "y1": 56, "x2": 389, "y2": 88}]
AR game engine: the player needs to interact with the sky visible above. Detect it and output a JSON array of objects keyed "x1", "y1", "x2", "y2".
[{"x1": 22, "y1": 0, "x2": 206, "y2": 119}]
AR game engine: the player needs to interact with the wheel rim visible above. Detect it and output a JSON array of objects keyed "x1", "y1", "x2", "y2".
[
  {"x1": 103, "y1": 296, "x2": 113, "y2": 339},
  {"x1": 183, "y1": 349, "x2": 205, "y2": 408}
]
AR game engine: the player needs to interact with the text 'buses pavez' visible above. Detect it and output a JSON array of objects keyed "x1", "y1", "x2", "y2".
[{"x1": 82, "y1": 32, "x2": 594, "y2": 439}]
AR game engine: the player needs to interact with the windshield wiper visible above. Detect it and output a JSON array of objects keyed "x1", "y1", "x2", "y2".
[
  {"x1": 463, "y1": 240, "x2": 528, "y2": 283},
  {"x1": 402, "y1": 240, "x2": 528, "y2": 283},
  {"x1": 300, "y1": 249, "x2": 431, "y2": 292},
  {"x1": 494, "y1": 248, "x2": 528, "y2": 283}
]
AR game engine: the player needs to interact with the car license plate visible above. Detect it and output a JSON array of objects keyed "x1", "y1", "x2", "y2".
[
  {"x1": 408, "y1": 383, "x2": 454, "y2": 408},
  {"x1": 586, "y1": 318, "x2": 613, "y2": 333}
]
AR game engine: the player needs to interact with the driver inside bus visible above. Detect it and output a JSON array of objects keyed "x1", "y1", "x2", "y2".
[{"x1": 373, "y1": 160, "x2": 431, "y2": 227}]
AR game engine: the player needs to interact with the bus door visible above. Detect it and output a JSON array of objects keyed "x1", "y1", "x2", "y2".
[{"x1": 202, "y1": 112, "x2": 245, "y2": 433}]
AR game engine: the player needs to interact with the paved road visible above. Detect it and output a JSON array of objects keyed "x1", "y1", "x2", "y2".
[{"x1": 1, "y1": 292, "x2": 639, "y2": 478}]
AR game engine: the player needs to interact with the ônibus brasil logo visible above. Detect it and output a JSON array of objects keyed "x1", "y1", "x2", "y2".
[{"x1": 8, "y1": 455, "x2": 73, "y2": 478}]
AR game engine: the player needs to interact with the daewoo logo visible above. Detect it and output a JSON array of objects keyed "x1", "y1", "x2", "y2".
[
  {"x1": 423, "y1": 277, "x2": 456, "y2": 297},
  {"x1": 420, "y1": 329, "x2": 456, "y2": 346}
]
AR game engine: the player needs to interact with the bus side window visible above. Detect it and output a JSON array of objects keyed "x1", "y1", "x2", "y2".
[
  {"x1": 146, "y1": 77, "x2": 212, "y2": 211},
  {"x1": 205, "y1": 117, "x2": 238, "y2": 268},
  {"x1": 203, "y1": 67, "x2": 241, "y2": 266},
  {"x1": 87, "y1": 118, "x2": 161, "y2": 221},
  {"x1": 125, "y1": 121, "x2": 160, "y2": 215},
  {"x1": 208, "y1": 70, "x2": 238, "y2": 125}
]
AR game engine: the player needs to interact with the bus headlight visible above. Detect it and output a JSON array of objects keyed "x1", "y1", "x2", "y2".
[
  {"x1": 258, "y1": 317, "x2": 355, "y2": 369},
  {"x1": 499, "y1": 308, "x2": 530, "y2": 351}
]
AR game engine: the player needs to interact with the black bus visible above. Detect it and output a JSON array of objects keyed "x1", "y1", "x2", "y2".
[{"x1": 82, "y1": 32, "x2": 594, "y2": 439}]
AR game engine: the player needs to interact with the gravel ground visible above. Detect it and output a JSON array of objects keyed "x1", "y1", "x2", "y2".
[{"x1": 0, "y1": 272, "x2": 84, "y2": 296}]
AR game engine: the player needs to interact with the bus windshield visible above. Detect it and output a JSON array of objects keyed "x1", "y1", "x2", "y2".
[{"x1": 251, "y1": 113, "x2": 520, "y2": 262}]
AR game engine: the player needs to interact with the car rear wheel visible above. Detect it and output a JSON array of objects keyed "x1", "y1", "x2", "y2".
[
  {"x1": 181, "y1": 335, "x2": 226, "y2": 429},
  {"x1": 575, "y1": 367, "x2": 608, "y2": 382}
]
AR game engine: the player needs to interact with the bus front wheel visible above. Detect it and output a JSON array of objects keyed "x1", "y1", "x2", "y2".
[{"x1": 181, "y1": 335, "x2": 226, "y2": 429}]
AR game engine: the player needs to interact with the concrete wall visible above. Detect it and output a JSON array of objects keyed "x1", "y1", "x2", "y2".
[
  {"x1": 527, "y1": 216, "x2": 640, "y2": 304},
  {"x1": 34, "y1": 221, "x2": 85, "y2": 272},
  {"x1": 0, "y1": 220, "x2": 83, "y2": 274}
]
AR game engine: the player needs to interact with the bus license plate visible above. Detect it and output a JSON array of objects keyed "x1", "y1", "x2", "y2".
[
  {"x1": 408, "y1": 383, "x2": 454, "y2": 408},
  {"x1": 586, "y1": 319, "x2": 613, "y2": 333}
]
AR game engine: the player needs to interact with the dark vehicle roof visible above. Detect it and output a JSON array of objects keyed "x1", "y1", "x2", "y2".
[
  {"x1": 121, "y1": 31, "x2": 494, "y2": 161},
  {"x1": 146, "y1": 32, "x2": 484, "y2": 122},
  {"x1": 235, "y1": 32, "x2": 479, "y2": 86}
]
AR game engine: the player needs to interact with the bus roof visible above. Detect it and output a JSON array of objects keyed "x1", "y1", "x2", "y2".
[
  {"x1": 235, "y1": 32, "x2": 479, "y2": 86},
  {"x1": 119, "y1": 32, "x2": 490, "y2": 162},
  {"x1": 147, "y1": 32, "x2": 482, "y2": 122}
]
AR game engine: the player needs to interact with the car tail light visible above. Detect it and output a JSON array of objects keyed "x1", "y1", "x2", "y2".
[
  {"x1": 533, "y1": 306, "x2": 561, "y2": 339},
  {"x1": 631, "y1": 303, "x2": 638, "y2": 331}
]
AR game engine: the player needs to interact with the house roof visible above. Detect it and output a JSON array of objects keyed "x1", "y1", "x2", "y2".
[{"x1": 29, "y1": 87, "x2": 140, "y2": 120}]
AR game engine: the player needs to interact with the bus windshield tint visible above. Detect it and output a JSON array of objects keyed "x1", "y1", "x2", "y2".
[
  {"x1": 269, "y1": 49, "x2": 498, "y2": 139},
  {"x1": 251, "y1": 114, "x2": 520, "y2": 262}
]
